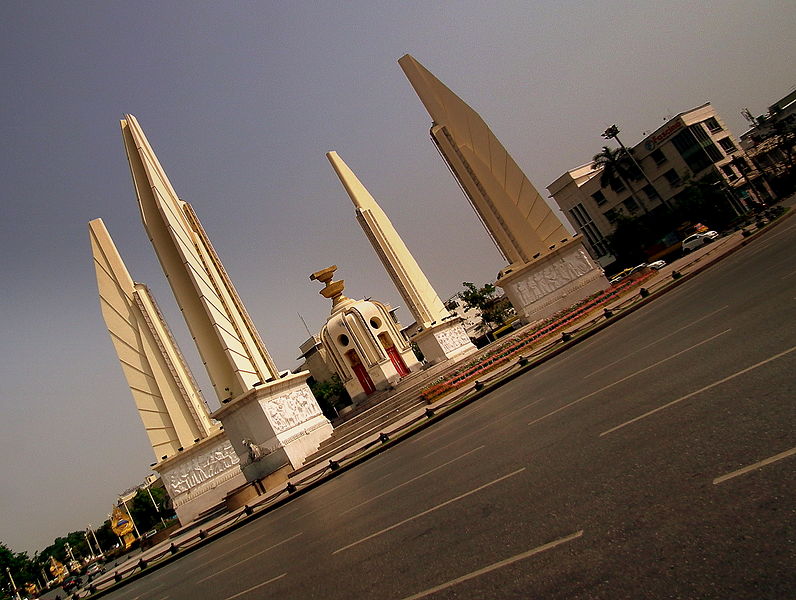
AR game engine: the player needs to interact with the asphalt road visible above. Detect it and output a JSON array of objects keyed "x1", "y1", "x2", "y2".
[{"x1": 99, "y1": 219, "x2": 795, "y2": 600}]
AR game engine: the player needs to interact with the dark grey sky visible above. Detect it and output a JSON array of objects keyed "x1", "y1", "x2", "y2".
[{"x1": 1, "y1": 1, "x2": 793, "y2": 555}]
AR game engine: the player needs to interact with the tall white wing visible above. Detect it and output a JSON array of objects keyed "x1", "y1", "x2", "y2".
[
  {"x1": 90, "y1": 219, "x2": 215, "y2": 461},
  {"x1": 399, "y1": 54, "x2": 568, "y2": 266},
  {"x1": 327, "y1": 151, "x2": 449, "y2": 327},
  {"x1": 121, "y1": 115, "x2": 279, "y2": 401}
]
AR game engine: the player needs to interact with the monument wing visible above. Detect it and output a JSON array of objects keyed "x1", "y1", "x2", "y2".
[
  {"x1": 90, "y1": 218, "x2": 182, "y2": 457},
  {"x1": 399, "y1": 54, "x2": 568, "y2": 264}
]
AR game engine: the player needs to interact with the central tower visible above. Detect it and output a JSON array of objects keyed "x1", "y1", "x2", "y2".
[{"x1": 327, "y1": 151, "x2": 475, "y2": 363}]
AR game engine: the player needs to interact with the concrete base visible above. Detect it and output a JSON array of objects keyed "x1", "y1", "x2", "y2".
[
  {"x1": 212, "y1": 371, "x2": 334, "y2": 483},
  {"x1": 224, "y1": 464, "x2": 292, "y2": 511},
  {"x1": 497, "y1": 240, "x2": 609, "y2": 324},
  {"x1": 154, "y1": 430, "x2": 247, "y2": 525},
  {"x1": 412, "y1": 319, "x2": 477, "y2": 364}
]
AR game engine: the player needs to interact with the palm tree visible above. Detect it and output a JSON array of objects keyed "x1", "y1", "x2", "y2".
[{"x1": 592, "y1": 146, "x2": 649, "y2": 215}]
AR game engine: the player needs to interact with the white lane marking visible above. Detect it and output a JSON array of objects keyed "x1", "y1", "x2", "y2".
[
  {"x1": 222, "y1": 573, "x2": 287, "y2": 600},
  {"x1": 585, "y1": 306, "x2": 729, "y2": 379},
  {"x1": 529, "y1": 329, "x2": 732, "y2": 426},
  {"x1": 742, "y1": 221, "x2": 796, "y2": 258},
  {"x1": 431, "y1": 395, "x2": 548, "y2": 452},
  {"x1": 400, "y1": 530, "x2": 584, "y2": 600},
  {"x1": 195, "y1": 533, "x2": 302, "y2": 583},
  {"x1": 414, "y1": 393, "x2": 544, "y2": 457},
  {"x1": 713, "y1": 447, "x2": 796, "y2": 485},
  {"x1": 183, "y1": 505, "x2": 305, "y2": 574},
  {"x1": 600, "y1": 345, "x2": 796, "y2": 436},
  {"x1": 340, "y1": 446, "x2": 486, "y2": 516},
  {"x1": 332, "y1": 468, "x2": 526, "y2": 555}
]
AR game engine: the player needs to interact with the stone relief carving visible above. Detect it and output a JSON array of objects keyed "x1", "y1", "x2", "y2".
[
  {"x1": 513, "y1": 249, "x2": 594, "y2": 307},
  {"x1": 165, "y1": 440, "x2": 240, "y2": 496},
  {"x1": 435, "y1": 324, "x2": 472, "y2": 353},
  {"x1": 264, "y1": 385, "x2": 322, "y2": 435}
]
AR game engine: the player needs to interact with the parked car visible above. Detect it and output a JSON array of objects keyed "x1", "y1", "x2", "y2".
[
  {"x1": 62, "y1": 575, "x2": 82, "y2": 592},
  {"x1": 86, "y1": 562, "x2": 104, "y2": 578},
  {"x1": 682, "y1": 231, "x2": 718, "y2": 253},
  {"x1": 648, "y1": 260, "x2": 667, "y2": 270},
  {"x1": 609, "y1": 267, "x2": 634, "y2": 284}
]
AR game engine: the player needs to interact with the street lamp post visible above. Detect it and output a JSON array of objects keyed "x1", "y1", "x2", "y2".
[
  {"x1": 145, "y1": 484, "x2": 167, "y2": 527},
  {"x1": 84, "y1": 530, "x2": 95, "y2": 559},
  {"x1": 5, "y1": 566, "x2": 22, "y2": 600},
  {"x1": 120, "y1": 497, "x2": 142, "y2": 538},
  {"x1": 64, "y1": 542, "x2": 77, "y2": 564},
  {"x1": 602, "y1": 124, "x2": 670, "y2": 210},
  {"x1": 88, "y1": 524, "x2": 104, "y2": 556}
]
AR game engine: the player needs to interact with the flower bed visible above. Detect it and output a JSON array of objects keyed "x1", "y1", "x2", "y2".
[{"x1": 420, "y1": 272, "x2": 653, "y2": 402}]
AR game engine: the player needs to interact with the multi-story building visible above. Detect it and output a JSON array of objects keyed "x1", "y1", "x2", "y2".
[
  {"x1": 548, "y1": 103, "x2": 753, "y2": 267},
  {"x1": 739, "y1": 87, "x2": 796, "y2": 178}
]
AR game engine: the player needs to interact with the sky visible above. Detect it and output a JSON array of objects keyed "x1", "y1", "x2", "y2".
[{"x1": 1, "y1": 1, "x2": 794, "y2": 556}]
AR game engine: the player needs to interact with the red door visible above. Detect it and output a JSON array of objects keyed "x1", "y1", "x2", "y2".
[
  {"x1": 386, "y1": 345, "x2": 410, "y2": 377},
  {"x1": 348, "y1": 350, "x2": 376, "y2": 395}
]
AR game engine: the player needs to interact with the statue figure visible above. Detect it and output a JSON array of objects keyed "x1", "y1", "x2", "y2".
[{"x1": 242, "y1": 438, "x2": 264, "y2": 463}]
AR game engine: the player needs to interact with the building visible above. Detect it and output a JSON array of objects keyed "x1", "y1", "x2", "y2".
[
  {"x1": 548, "y1": 103, "x2": 754, "y2": 267},
  {"x1": 739, "y1": 87, "x2": 796, "y2": 180}
]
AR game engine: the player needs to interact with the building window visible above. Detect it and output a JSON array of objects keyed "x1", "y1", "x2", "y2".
[
  {"x1": 703, "y1": 117, "x2": 722, "y2": 133},
  {"x1": 672, "y1": 128, "x2": 715, "y2": 174},
  {"x1": 704, "y1": 144, "x2": 723, "y2": 162},
  {"x1": 623, "y1": 197, "x2": 639, "y2": 213},
  {"x1": 650, "y1": 149, "x2": 667, "y2": 166},
  {"x1": 663, "y1": 169, "x2": 682, "y2": 187},
  {"x1": 591, "y1": 190, "x2": 607, "y2": 206},
  {"x1": 717, "y1": 137, "x2": 737, "y2": 153},
  {"x1": 604, "y1": 209, "x2": 619, "y2": 224},
  {"x1": 568, "y1": 203, "x2": 610, "y2": 258},
  {"x1": 642, "y1": 184, "x2": 659, "y2": 200},
  {"x1": 721, "y1": 165, "x2": 738, "y2": 181},
  {"x1": 610, "y1": 179, "x2": 626, "y2": 193}
]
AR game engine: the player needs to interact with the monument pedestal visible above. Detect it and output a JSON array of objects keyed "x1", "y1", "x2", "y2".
[
  {"x1": 154, "y1": 430, "x2": 247, "y2": 525},
  {"x1": 211, "y1": 371, "x2": 333, "y2": 483},
  {"x1": 412, "y1": 318, "x2": 477, "y2": 364},
  {"x1": 497, "y1": 240, "x2": 609, "y2": 324}
]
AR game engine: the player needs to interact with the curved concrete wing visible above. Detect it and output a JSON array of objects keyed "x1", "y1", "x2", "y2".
[
  {"x1": 399, "y1": 54, "x2": 568, "y2": 266},
  {"x1": 121, "y1": 115, "x2": 280, "y2": 401}
]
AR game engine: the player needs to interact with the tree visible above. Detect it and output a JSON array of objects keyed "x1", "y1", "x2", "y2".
[
  {"x1": 309, "y1": 374, "x2": 351, "y2": 418},
  {"x1": 673, "y1": 174, "x2": 739, "y2": 230},
  {"x1": 130, "y1": 487, "x2": 175, "y2": 533},
  {"x1": 458, "y1": 282, "x2": 510, "y2": 334},
  {"x1": 592, "y1": 146, "x2": 649, "y2": 214},
  {"x1": 0, "y1": 542, "x2": 36, "y2": 594}
]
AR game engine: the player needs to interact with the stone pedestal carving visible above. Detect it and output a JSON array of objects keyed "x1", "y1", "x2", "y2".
[
  {"x1": 154, "y1": 431, "x2": 246, "y2": 524},
  {"x1": 412, "y1": 318, "x2": 477, "y2": 364},
  {"x1": 497, "y1": 240, "x2": 609, "y2": 324},
  {"x1": 211, "y1": 372, "x2": 333, "y2": 483}
]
